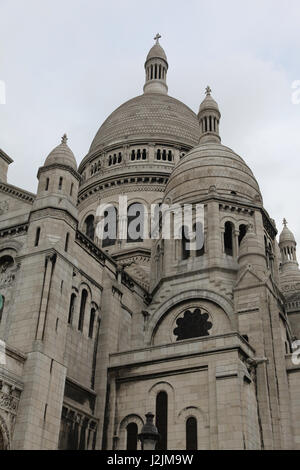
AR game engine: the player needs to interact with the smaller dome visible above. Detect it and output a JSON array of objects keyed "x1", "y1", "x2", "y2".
[
  {"x1": 199, "y1": 86, "x2": 220, "y2": 113},
  {"x1": 279, "y1": 219, "x2": 296, "y2": 244},
  {"x1": 44, "y1": 134, "x2": 77, "y2": 171},
  {"x1": 146, "y1": 43, "x2": 167, "y2": 63}
]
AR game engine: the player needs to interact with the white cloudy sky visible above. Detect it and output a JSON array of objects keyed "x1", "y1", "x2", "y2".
[{"x1": 1, "y1": 0, "x2": 300, "y2": 243}]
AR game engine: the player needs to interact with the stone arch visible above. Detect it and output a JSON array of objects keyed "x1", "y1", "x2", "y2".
[
  {"x1": 177, "y1": 406, "x2": 209, "y2": 450},
  {"x1": 0, "y1": 239, "x2": 22, "y2": 255},
  {"x1": 148, "y1": 381, "x2": 175, "y2": 444},
  {"x1": 118, "y1": 414, "x2": 144, "y2": 450},
  {"x1": 145, "y1": 289, "x2": 234, "y2": 345},
  {"x1": 0, "y1": 414, "x2": 10, "y2": 450}
]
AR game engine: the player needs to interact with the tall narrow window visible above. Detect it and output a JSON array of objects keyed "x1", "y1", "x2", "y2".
[
  {"x1": 88, "y1": 308, "x2": 96, "y2": 338},
  {"x1": 238, "y1": 224, "x2": 247, "y2": 245},
  {"x1": 68, "y1": 293, "x2": 76, "y2": 325},
  {"x1": 65, "y1": 233, "x2": 70, "y2": 252},
  {"x1": 0, "y1": 295, "x2": 5, "y2": 323},
  {"x1": 126, "y1": 423, "x2": 138, "y2": 450},
  {"x1": 102, "y1": 206, "x2": 117, "y2": 248},
  {"x1": 224, "y1": 222, "x2": 233, "y2": 256},
  {"x1": 35, "y1": 227, "x2": 41, "y2": 247},
  {"x1": 45, "y1": 178, "x2": 49, "y2": 191},
  {"x1": 58, "y1": 177, "x2": 63, "y2": 190},
  {"x1": 194, "y1": 222, "x2": 204, "y2": 257},
  {"x1": 186, "y1": 417, "x2": 197, "y2": 450},
  {"x1": 70, "y1": 183, "x2": 74, "y2": 196},
  {"x1": 156, "y1": 391, "x2": 168, "y2": 450},
  {"x1": 84, "y1": 215, "x2": 95, "y2": 241},
  {"x1": 78, "y1": 289, "x2": 88, "y2": 331},
  {"x1": 127, "y1": 203, "x2": 144, "y2": 243}
]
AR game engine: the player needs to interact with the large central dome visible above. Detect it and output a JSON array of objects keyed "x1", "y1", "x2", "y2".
[{"x1": 89, "y1": 93, "x2": 200, "y2": 154}]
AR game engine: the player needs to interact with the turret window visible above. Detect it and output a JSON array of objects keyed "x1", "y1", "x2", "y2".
[
  {"x1": 182, "y1": 226, "x2": 190, "y2": 260},
  {"x1": 186, "y1": 417, "x2": 198, "y2": 450},
  {"x1": 102, "y1": 206, "x2": 117, "y2": 247},
  {"x1": 156, "y1": 392, "x2": 168, "y2": 450},
  {"x1": 127, "y1": 203, "x2": 144, "y2": 243},
  {"x1": 68, "y1": 293, "x2": 76, "y2": 325},
  {"x1": 126, "y1": 423, "x2": 138, "y2": 450},
  {"x1": 84, "y1": 215, "x2": 95, "y2": 241},
  {"x1": 70, "y1": 183, "x2": 74, "y2": 196},
  {"x1": 238, "y1": 224, "x2": 247, "y2": 245},
  {"x1": 88, "y1": 308, "x2": 96, "y2": 338},
  {"x1": 156, "y1": 148, "x2": 173, "y2": 161},
  {"x1": 0, "y1": 295, "x2": 5, "y2": 324},
  {"x1": 78, "y1": 289, "x2": 88, "y2": 332},
  {"x1": 45, "y1": 178, "x2": 49, "y2": 191},
  {"x1": 65, "y1": 233, "x2": 70, "y2": 252},
  {"x1": 130, "y1": 149, "x2": 147, "y2": 161},
  {"x1": 58, "y1": 177, "x2": 63, "y2": 190},
  {"x1": 35, "y1": 227, "x2": 41, "y2": 247},
  {"x1": 224, "y1": 221, "x2": 234, "y2": 256}
]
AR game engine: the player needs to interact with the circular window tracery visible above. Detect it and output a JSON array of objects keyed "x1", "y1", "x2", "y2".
[{"x1": 173, "y1": 307, "x2": 212, "y2": 341}]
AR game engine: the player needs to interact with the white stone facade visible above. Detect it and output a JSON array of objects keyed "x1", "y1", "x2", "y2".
[{"x1": 0, "y1": 37, "x2": 300, "y2": 450}]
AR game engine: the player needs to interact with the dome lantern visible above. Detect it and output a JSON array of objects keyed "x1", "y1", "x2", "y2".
[
  {"x1": 198, "y1": 86, "x2": 221, "y2": 144},
  {"x1": 279, "y1": 218, "x2": 298, "y2": 266},
  {"x1": 143, "y1": 34, "x2": 168, "y2": 95}
]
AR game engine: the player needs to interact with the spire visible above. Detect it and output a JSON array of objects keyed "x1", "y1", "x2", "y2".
[
  {"x1": 144, "y1": 34, "x2": 168, "y2": 95},
  {"x1": 279, "y1": 218, "x2": 298, "y2": 270},
  {"x1": 198, "y1": 87, "x2": 221, "y2": 144}
]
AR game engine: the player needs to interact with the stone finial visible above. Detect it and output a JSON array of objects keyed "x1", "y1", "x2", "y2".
[
  {"x1": 61, "y1": 134, "x2": 68, "y2": 144},
  {"x1": 205, "y1": 85, "x2": 212, "y2": 96},
  {"x1": 283, "y1": 218, "x2": 288, "y2": 227},
  {"x1": 154, "y1": 33, "x2": 161, "y2": 44}
]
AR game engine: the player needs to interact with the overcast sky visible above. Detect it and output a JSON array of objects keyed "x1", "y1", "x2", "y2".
[{"x1": 1, "y1": 0, "x2": 300, "y2": 244}]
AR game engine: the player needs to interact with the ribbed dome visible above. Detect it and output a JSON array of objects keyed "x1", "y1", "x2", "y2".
[
  {"x1": 146, "y1": 43, "x2": 167, "y2": 63},
  {"x1": 88, "y1": 93, "x2": 200, "y2": 154},
  {"x1": 44, "y1": 135, "x2": 77, "y2": 171},
  {"x1": 279, "y1": 225, "x2": 296, "y2": 244},
  {"x1": 164, "y1": 142, "x2": 262, "y2": 204},
  {"x1": 199, "y1": 93, "x2": 219, "y2": 113}
]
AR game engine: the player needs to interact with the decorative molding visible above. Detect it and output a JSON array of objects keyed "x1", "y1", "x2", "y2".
[{"x1": 0, "y1": 182, "x2": 35, "y2": 204}]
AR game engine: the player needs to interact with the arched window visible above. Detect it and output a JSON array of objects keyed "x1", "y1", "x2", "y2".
[
  {"x1": 64, "y1": 233, "x2": 70, "y2": 252},
  {"x1": 78, "y1": 289, "x2": 88, "y2": 331},
  {"x1": 84, "y1": 215, "x2": 95, "y2": 241},
  {"x1": 168, "y1": 150, "x2": 172, "y2": 161},
  {"x1": 162, "y1": 149, "x2": 167, "y2": 161},
  {"x1": 113, "y1": 154, "x2": 117, "y2": 165},
  {"x1": 118, "y1": 152, "x2": 122, "y2": 163},
  {"x1": 238, "y1": 224, "x2": 247, "y2": 245},
  {"x1": 58, "y1": 177, "x2": 63, "y2": 190},
  {"x1": 194, "y1": 222, "x2": 204, "y2": 257},
  {"x1": 224, "y1": 222, "x2": 234, "y2": 256},
  {"x1": 45, "y1": 178, "x2": 49, "y2": 191},
  {"x1": 131, "y1": 150, "x2": 135, "y2": 161},
  {"x1": 126, "y1": 422, "x2": 138, "y2": 450},
  {"x1": 127, "y1": 203, "x2": 144, "y2": 243},
  {"x1": 68, "y1": 293, "x2": 76, "y2": 324},
  {"x1": 137, "y1": 149, "x2": 141, "y2": 160},
  {"x1": 102, "y1": 206, "x2": 117, "y2": 248},
  {"x1": 35, "y1": 227, "x2": 41, "y2": 247},
  {"x1": 186, "y1": 417, "x2": 197, "y2": 450},
  {"x1": 142, "y1": 149, "x2": 147, "y2": 160},
  {"x1": 182, "y1": 226, "x2": 190, "y2": 260},
  {"x1": 0, "y1": 295, "x2": 5, "y2": 323},
  {"x1": 88, "y1": 308, "x2": 96, "y2": 338},
  {"x1": 156, "y1": 149, "x2": 161, "y2": 160},
  {"x1": 156, "y1": 392, "x2": 168, "y2": 450}
]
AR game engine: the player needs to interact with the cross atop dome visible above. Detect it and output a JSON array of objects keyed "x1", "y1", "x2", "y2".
[
  {"x1": 283, "y1": 218, "x2": 288, "y2": 227},
  {"x1": 61, "y1": 134, "x2": 68, "y2": 144},
  {"x1": 205, "y1": 86, "x2": 212, "y2": 96},
  {"x1": 154, "y1": 33, "x2": 161, "y2": 44}
]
